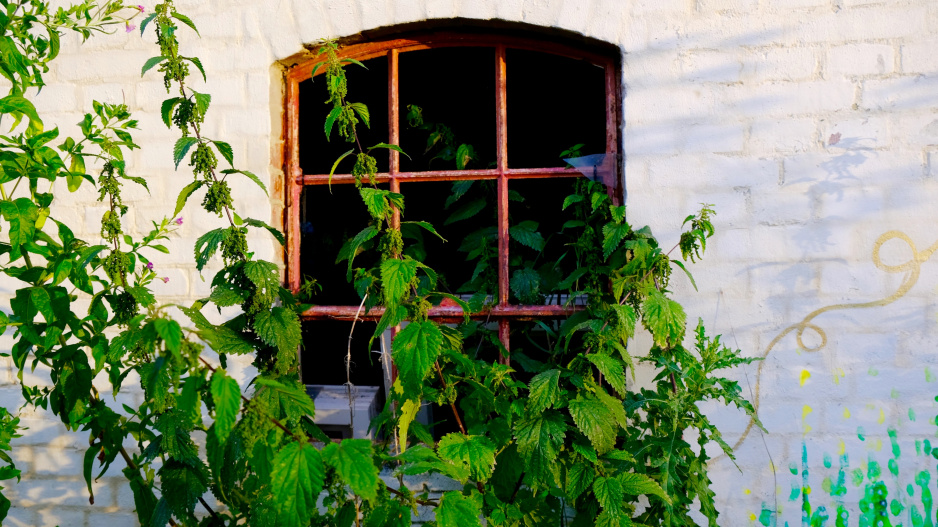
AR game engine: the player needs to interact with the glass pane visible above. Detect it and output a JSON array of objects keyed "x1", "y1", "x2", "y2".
[
  {"x1": 398, "y1": 47, "x2": 496, "y2": 172},
  {"x1": 298, "y1": 56, "x2": 389, "y2": 175},
  {"x1": 299, "y1": 185, "x2": 383, "y2": 305},
  {"x1": 506, "y1": 48, "x2": 606, "y2": 169}
]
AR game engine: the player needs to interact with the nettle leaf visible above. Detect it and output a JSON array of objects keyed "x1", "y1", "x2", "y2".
[
  {"x1": 444, "y1": 198, "x2": 485, "y2": 225},
  {"x1": 509, "y1": 221, "x2": 546, "y2": 251},
  {"x1": 566, "y1": 462, "x2": 595, "y2": 500},
  {"x1": 437, "y1": 491, "x2": 482, "y2": 527},
  {"x1": 641, "y1": 290, "x2": 687, "y2": 348},
  {"x1": 365, "y1": 501, "x2": 410, "y2": 527},
  {"x1": 194, "y1": 228, "x2": 229, "y2": 271},
  {"x1": 602, "y1": 222, "x2": 630, "y2": 259},
  {"x1": 513, "y1": 411, "x2": 567, "y2": 483},
  {"x1": 173, "y1": 136, "x2": 199, "y2": 169},
  {"x1": 380, "y1": 257, "x2": 417, "y2": 305},
  {"x1": 242, "y1": 218, "x2": 284, "y2": 245},
  {"x1": 349, "y1": 102, "x2": 370, "y2": 128},
  {"x1": 271, "y1": 441, "x2": 325, "y2": 527},
  {"x1": 397, "y1": 398, "x2": 420, "y2": 452},
  {"x1": 322, "y1": 439, "x2": 379, "y2": 500},
  {"x1": 568, "y1": 394, "x2": 618, "y2": 454},
  {"x1": 254, "y1": 307, "x2": 302, "y2": 355},
  {"x1": 528, "y1": 369, "x2": 561, "y2": 413},
  {"x1": 210, "y1": 371, "x2": 241, "y2": 444},
  {"x1": 587, "y1": 354, "x2": 626, "y2": 397},
  {"x1": 171, "y1": 11, "x2": 200, "y2": 36},
  {"x1": 437, "y1": 433, "x2": 496, "y2": 483},
  {"x1": 141, "y1": 56, "x2": 167, "y2": 76},
  {"x1": 221, "y1": 169, "x2": 267, "y2": 196},
  {"x1": 153, "y1": 319, "x2": 182, "y2": 354},
  {"x1": 510, "y1": 267, "x2": 541, "y2": 304},
  {"x1": 359, "y1": 187, "x2": 390, "y2": 220},
  {"x1": 159, "y1": 459, "x2": 207, "y2": 520},
  {"x1": 213, "y1": 140, "x2": 233, "y2": 167},
  {"x1": 0, "y1": 97, "x2": 43, "y2": 134},
  {"x1": 161, "y1": 97, "x2": 183, "y2": 128},
  {"x1": 243, "y1": 260, "x2": 280, "y2": 297},
  {"x1": 391, "y1": 320, "x2": 443, "y2": 397},
  {"x1": 173, "y1": 180, "x2": 203, "y2": 217},
  {"x1": 618, "y1": 472, "x2": 671, "y2": 504},
  {"x1": 593, "y1": 476, "x2": 624, "y2": 517},
  {"x1": 1, "y1": 198, "x2": 38, "y2": 248}
]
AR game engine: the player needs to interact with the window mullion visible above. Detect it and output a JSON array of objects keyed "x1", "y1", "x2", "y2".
[{"x1": 495, "y1": 44, "x2": 510, "y2": 362}]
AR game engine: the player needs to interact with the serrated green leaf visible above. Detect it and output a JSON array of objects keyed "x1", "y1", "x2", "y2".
[
  {"x1": 365, "y1": 501, "x2": 410, "y2": 527},
  {"x1": 139, "y1": 12, "x2": 158, "y2": 35},
  {"x1": 322, "y1": 439, "x2": 379, "y2": 500},
  {"x1": 171, "y1": 11, "x2": 200, "y2": 36},
  {"x1": 368, "y1": 142, "x2": 410, "y2": 159},
  {"x1": 221, "y1": 168, "x2": 267, "y2": 196},
  {"x1": 349, "y1": 102, "x2": 370, "y2": 128},
  {"x1": 141, "y1": 56, "x2": 166, "y2": 77},
  {"x1": 210, "y1": 371, "x2": 241, "y2": 444},
  {"x1": 397, "y1": 398, "x2": 419, "y2": 452},
  {"x1": 401, "y1": 221, "x2": 445, "y2": 241},
  {"x1": 213, "y1": 140, "x2": 233, "y2": 167},
  {"x1": 380, "y1": 257, "x2": 418, "y2": 305},
  {"x1": 444, "y1": 198, "x2": 485, "y2": 225},
  {"x1": 513, "y1": 411, "x2": 567, "y2": 485},
  {"x1": 641, "y1": 290, "x2": 686, "y2": 348},
  {"x1": 324, "y1": 106, "x2": 342, "y2": 141},
  {"x1": 153, "y1": 319, "x2": 182, "y2": 354},
  {"x1": 1, "y1": 198, "x2": 37, "y2": 249},
  {"x1": 159, "y1": 459, "x2": 207, "y2": 520},
  {"x1": 587, "y1": 354, "x2": 626, "y2": 397},
  {"x1": 254, "y1": 307, "x2": 302, "y2": 356},
  {"x1": 568, "y1": 394, "x2": 617, "y2": 454},
  {"x1": 194, "y1": 228, "x2": 229, "y2": 271},
  {"x1": 671, "y1": 258, "x2": 698, "y2": 291},
  {"x1": 185, "y1": 56, "x2": 206, "y2": 81},
  {"x1": 566, "y1": 461, "x2": 595, "y2": 500},
  {"x1": 271, "y1": 441, "x2": 324, "y2": 527},
  {"x1": 618, "y1": 472, "x2": 671, "y2": 504},
  {"x1": 510, "y1": 267, "x2": 541, "y2": 304},
  {"x1": 391, "y1": 320, "x2": 443, "y2": 397},
  {"x1": 437, "y1": 433, "x2": 496, "y2": 482},
  {"x1": 594, "y1": 476, "x2": 624, "y2": 516},
  {"x1": 359, "y1": 187, "x2": 390, "y2": 220},
  {"x1": 602, "y1": 222, "x2": 630, "y2": 259},
  {"x1": 337, "y1": 225, "x2": 378, "y2": 277},
  {"x1": 172, "y1": 136, "x2": 199, "y2": 169},
  {"x1": 173, "y1": 180, "x2": 202, "y2": 217},
  {"x1": 510, "y1": 220, "x2": 546, "y2": 251},
  {"x1": 562, "y1": 193, "x2": 585, "y2": 210},
  {"x1": 528, "y1": 369, "x2": 561, "y2": 413},
  {"x1": 437, "y1": 491, "x2": 482, "y2": 527}
]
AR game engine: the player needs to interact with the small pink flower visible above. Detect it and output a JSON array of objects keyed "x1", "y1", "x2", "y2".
[
  {"x1": 136, "y1": 5, "x2": 145, "y2": 12},
  {"x1": 174, "y1": 217, "x2": 183, "y2": 225},
  {"x1": 125, "y1": 22, "x2": 135, "y2": 33},
  {"x1": 161, "y1": 277, "x2": 169, "y2": 283},
  {"x1": 146, "y1": 262, "x2": 154, "y2": 271}
]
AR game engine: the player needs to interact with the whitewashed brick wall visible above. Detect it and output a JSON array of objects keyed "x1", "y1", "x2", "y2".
[{"x1": 2, "y1": 0, "x2": 937, "y2": 524}]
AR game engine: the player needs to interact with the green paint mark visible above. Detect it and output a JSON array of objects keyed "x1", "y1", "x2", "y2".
[
  {"x1": 917, "y1": 440, "x2": 923, "y2": 455},
  {"x1": 914, "y1": 471, "x2": 932, "y2": 527},
  {"x1": 888, "y1": 458, "x2": 899, "y2": 477},
  {"x1": 925, "y1": 439, "x2": 933, "y2": 456},
  {"x1": 759, "y1": 505, "x2": 774, "y2": 527},
  {"x1": 909, "y1": 483, "x2": 916, "y2": 497},
  {"x1": 858, "y1": 426, "x2": 866, "y2": 441},
  {"x1": 790, "y1": 487, "x2": 801, "y2": 501},
  {"x1": 790, "y1": 462, "x2": 799, "y2": 475},
  {"x1": 889, "y1": 428, "x2": 901, "y2": 458},
  {"x1": 869, "y1": 367, "x2": 879, "y2": 376},
  {"x1": 853, "y1": 468, "x2": 865, "y2": 487},
  {"x1": 927, "y1": 366, "x2": 936, "y2": 382},
  {"x1": 868, "y1": 460, "x2": 882, "y2": 479},
  {"x1": 822, "y1": 477, "x2": 832, "y2": 494},
  {"x1": 911, "y1": 407, "x2": 918, "y2": 421},
  {"x1": 891, "y1": 498, "x2": 904, "y2": 516},
  {"x1": 824, "y1": 454, "x2": 832, "y2": 469},
  {"x1": 912, "y1": 506, "x2": 925, "y2": 527},
  {"x1": 835, "y1": 505, "x2": 848, "y2": 527},
  {"x1": 892, "y1": 388, "x2": 901, "y2": 399}
]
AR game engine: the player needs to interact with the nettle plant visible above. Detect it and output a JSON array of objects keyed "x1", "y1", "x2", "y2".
[{"x1": 0, "y1": 1, "x2": 763, "y2": 526}]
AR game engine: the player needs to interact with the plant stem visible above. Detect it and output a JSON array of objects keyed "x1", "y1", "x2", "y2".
[{"x1": 434, "y1": 361, "x2": 466, "y2": 436}]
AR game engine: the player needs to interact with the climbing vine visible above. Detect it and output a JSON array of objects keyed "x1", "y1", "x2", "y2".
[{"x1": 0, "y1": 2, "x2": 762, "y2": 526}]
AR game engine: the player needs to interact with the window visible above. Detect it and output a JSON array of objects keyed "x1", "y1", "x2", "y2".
[{"x1": 282, "y1": 27, "x2": 621, "y2": 436}]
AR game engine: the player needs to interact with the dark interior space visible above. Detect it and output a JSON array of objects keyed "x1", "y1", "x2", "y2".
[
  {"x1": 298, "y1": 55, "x2": 389, "y2": 175},
  {"x1": 399, "y1": 47, "x2": 496, "y2": 172},
  {"x1": 506, "y1": 48, "x2": 606, "y2": 168}
]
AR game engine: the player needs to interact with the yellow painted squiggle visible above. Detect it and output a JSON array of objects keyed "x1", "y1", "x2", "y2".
[{"x1": 731, "y1": 230, "x2": 938, "y2": 451}]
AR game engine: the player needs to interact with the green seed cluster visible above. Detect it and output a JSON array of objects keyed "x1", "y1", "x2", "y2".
[
  {"x1": 202, "y1": 180, "x2": 232, "y2": 216},
  {"x1": 221, "y1": 226, "x2": 247, "y2": 267}
]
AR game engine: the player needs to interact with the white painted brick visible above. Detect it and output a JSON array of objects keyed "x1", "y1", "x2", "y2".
[
  {"x1": 14, "y1": 478, "x2": 107, "y2": 508},
  {"x1": 750, "y1": 118, "x2": 816, "y2": 154},
  {"x1": 719, "y1": 80, "x2": 855, "y2": 118},
  {"x1": 820, "y1": 115, "x2": 887, "y2": 150},
  {"x1": 697, "y1": 0, "x2": 758, "y2": 13},
  {"x1": 862, "y1": 74, "x2": 938, "y2": 112},
  {"x1": 901, "y1": 39, "x2": 938, "y2": 75},
  {"x1": 494, "y1": 0, "x2": 524, "y2": 21},
  {"x1": 33, "y1": 446, "x2": 83, "y2": 476},
  {"x1": 554, "y1": 0, "x2": 592, "y2": 34},
  {"x1": 457, "y1": 0, "x2": 496, "y2": 20},
  {"x1": 750, "y1": 189, "x2": 814, "y2": 226},
  {"x1": 647, "y1": 154, "x2": 778, "y2": 190},
  {"x1": 520, "y1": 0, "x2": 563, "y2": 26},
  {"x1": 681, "y1": 49, "x2": 741, "y2": 83},
  {"x1": 426, "y1": 0, "x2": 457, "y2": 18},
  {"x1": 828, "y1": 43, "x2": 894, "y2": 78},
  {"x1": 3, "y1": 506, "x2": 39, "y2": 527}
]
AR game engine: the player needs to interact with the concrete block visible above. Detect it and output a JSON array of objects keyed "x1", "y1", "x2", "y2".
[
  {"x1": 520, "y1": 0, "x2": 563, "y2": 27},
  {"x1": 901, "y1": 39, "x2": 938, "y2": 75},
  {"x1": 827, "y1": 43, "x2": 895, "y2": 78},
  {"x1": 554, "y1": 0, "x2": 592, "y2": 34},
  {"x1": 750, "y1": 118, "x2": 816, "y2": 154},
  {"x1": 33, "y1": 446, "x2": 83, "y2": 476},
  {"x1": 37, "y1": 507, "x2": 86, "y2": 527},
  {"x1": 681, "y1": 49, "x2": 742, "y2": 83},
  {"x1": 696, "y1": 0, "x2": 758, "y2": 13},
  {"x1": 426, "y1": 0, "x2": 458, "y2": 19},
  {"x1": 719, "y1": 80, "x2": 855, "y2": 119}
]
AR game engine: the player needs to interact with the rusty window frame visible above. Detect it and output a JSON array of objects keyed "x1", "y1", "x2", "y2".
[{"x1": 283, "y1": 32, "x2": 621, "y2": 362}]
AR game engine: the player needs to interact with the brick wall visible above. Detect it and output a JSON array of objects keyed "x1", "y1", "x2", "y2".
[{"x1": 2, "y1": 0, "x2": 937, "y2": 524}]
